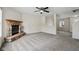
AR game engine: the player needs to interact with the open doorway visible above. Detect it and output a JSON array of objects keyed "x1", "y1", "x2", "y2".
[{"x1": 57, "y1": 17, "x2": 72, "y2": 37}]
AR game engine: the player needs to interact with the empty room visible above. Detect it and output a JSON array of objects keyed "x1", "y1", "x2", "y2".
[{"x1": 0, "y1": 7, "x2": 79, "y2": 51}]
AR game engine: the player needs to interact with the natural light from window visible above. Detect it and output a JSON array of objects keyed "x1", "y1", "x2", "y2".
[{"x1": 59, "y1": 20, "x2": 64, "y2": 27}]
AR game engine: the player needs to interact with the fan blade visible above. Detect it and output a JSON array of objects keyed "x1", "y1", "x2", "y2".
[
  {"x1": 73, "y1": 9, "x2": 79, "y2": 12},
  {"x1": 36, "y1": 7, "x2": 41, "y2": 9},
  {"x1": 34, "y1": 10, "x2": 40, "y2": 12},
  {"x1": 73, "y1": 10, "x2": 76, "y2": 12},
  {"x1": 43, "y1": 10, "x2": 49, "y2": 13},
  {"x1": 43, "y1": 7, "x2": 48, "y2": 9},
  {"x1": 36, "y1": 7, "x2": 49, "y2": 10}
]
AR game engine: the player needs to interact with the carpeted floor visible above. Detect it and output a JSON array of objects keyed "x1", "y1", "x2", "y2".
[{"x1": 2, "y1": 32, "x2": 79, "y2": 51}]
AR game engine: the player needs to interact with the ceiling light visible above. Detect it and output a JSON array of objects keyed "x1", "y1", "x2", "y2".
[
  {"x1": 40, "y1": 10, "x2": 43, "y2": 12},
  {"x1": 34, "y1": 7, "x2": 49, "y2": 14}
]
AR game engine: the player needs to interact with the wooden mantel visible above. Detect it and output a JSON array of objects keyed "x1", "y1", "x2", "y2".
[
  {"x1": 6, "y1": 19, "x2": 23, "y2": 23},
  {"x1": 6, "y1": 19, "x2": 23, "y2": 25}
]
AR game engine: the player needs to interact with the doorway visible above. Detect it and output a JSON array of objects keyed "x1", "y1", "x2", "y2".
[{"x1": 57, "y1": 17, "x2": 72, "y2": 37}]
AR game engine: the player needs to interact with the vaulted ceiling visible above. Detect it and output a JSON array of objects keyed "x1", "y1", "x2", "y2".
[{"x1": 11, "y1": 7, "x2": 79, "y2": 18}]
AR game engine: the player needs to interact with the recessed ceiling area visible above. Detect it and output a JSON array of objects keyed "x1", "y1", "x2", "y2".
[{"x1": 11, "y1": 7, "x2": 79, "y2": 18}]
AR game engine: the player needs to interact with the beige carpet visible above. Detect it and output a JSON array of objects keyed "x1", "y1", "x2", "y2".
[{"x1": 2, "y1": 32, "x2": 79, "y2": 51}]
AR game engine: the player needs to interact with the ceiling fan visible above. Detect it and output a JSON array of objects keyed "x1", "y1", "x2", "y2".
[
  {"x1": 72, "y1": 9, "x2": 79, "y2": 12},
  {"x1": 34, "y1": 7, "x2": 49, "y2": 14}
]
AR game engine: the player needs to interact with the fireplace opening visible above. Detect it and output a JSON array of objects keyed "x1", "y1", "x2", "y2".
[{"x1": 12, "y1": 25, "x2": 19, "y2": 35}]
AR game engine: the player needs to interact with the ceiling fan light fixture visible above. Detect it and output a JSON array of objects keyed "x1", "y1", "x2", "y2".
[
  {"x1": 40, "y1": 10, "x2": 43, "y2": 12},
  {"x1": 40, "y1": 10, "x2": 43, "y2": 14},
  {"x1": 35, "y1": 7, "x2": 49, "y2": 14}
]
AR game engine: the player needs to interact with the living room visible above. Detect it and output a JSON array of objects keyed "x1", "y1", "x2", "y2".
[{"x1": 0, "y1": 7, "x2": 79, "y2": 51}]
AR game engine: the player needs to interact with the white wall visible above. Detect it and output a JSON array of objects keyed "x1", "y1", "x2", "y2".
[
  {"x1": 41, "y1": 14, "x2": 57, "y2": 35},
  {"x1": 70, "y1": 18, "x2": 73, "y2": 32},
  {"x1": 2, "y1": 8, "x2": 22, "y2": 20},
  {"x1": 72, "y1": 17, "x2": 79, "y2": 39},
  {"x1": 22, "y1": 14, "x2": 42, "y2": 34},
  {"x1": 22, "y1": 14, "x2": 57, "y2": 35},
  {"x1": 0, "y1": 8, "x2": 2, "y2": 47}
]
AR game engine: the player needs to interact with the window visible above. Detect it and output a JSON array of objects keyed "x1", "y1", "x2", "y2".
[
  {"x1": 0, "y1": 8, "x2": 2, "y2": 37},
  {"x1": 59, "y1": 20, "x2": 64, "y2": 27}
]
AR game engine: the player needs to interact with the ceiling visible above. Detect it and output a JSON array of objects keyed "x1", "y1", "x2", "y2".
[{"x1": 11, "y1": 7, "x2": 79, "y2": 18}]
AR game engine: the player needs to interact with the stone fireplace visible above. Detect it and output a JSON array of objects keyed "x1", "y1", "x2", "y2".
[
  {"x1": 5, "y1": 19, "x2": 25, "y2": 42},
  {"x1": 6, "y1": 19, "x2": 23, "y2": 37}
]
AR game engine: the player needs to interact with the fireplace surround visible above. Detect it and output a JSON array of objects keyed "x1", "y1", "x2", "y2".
[
  {"x1": 5, "y1": 19, "x2": 25, "y2": 42},
  {"x1": 6, "y1": 19, "x2": 23, "y2": 37}
]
